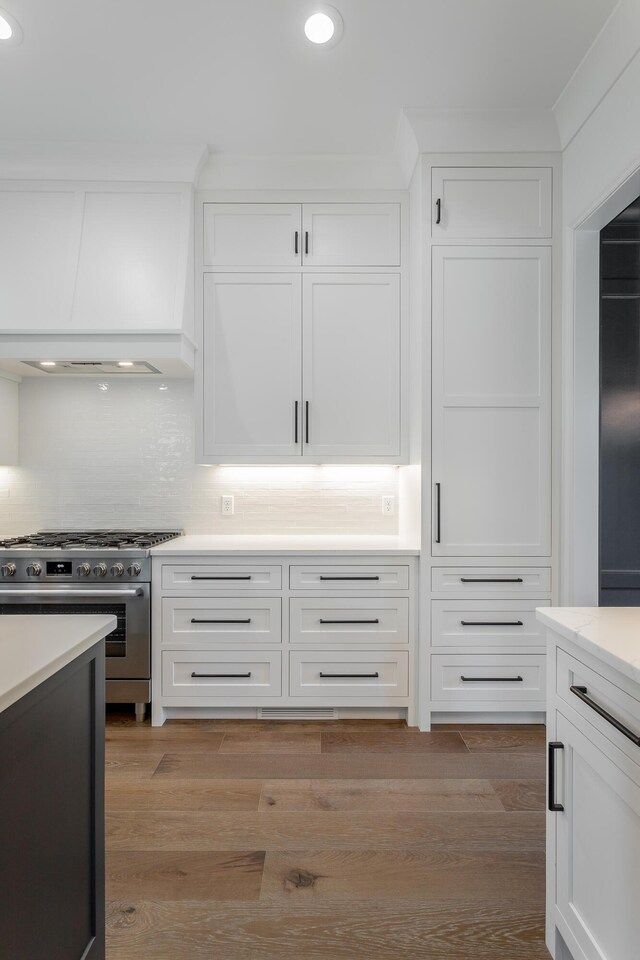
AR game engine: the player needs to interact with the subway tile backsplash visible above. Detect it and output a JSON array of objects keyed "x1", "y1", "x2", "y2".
[{"x1": 0, "y1": 379, "x2": 400, "y2": 535}]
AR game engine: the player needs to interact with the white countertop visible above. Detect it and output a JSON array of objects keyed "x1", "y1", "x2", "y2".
[
  {"x1": 0, "y1": 615, "x2": 116, "y2": 715},
  {"x1": 151, "y1": 535, "x2": 420, "y2": 556},
  {"x1": 537, "y1": 607, "x2": 640, "y2": 684}
]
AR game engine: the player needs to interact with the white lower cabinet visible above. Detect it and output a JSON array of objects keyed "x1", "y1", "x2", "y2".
[
  {"x1": 152, "y1": 554, "x2": 416, "y2": 724},
  {"x1": 431, "y1": 654, "x2": 546, "y2": 706}
]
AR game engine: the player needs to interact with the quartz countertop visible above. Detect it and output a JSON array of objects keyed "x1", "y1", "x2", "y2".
[
  {"x1": 151, "y1": 535, "x2": 420, "y2": 557},
  {"x1": 537, "y1": 607, "x2": 640, "y2": 684},
  {"x1": 0, "y1": 615, "x2": 116, "y2": 714}
]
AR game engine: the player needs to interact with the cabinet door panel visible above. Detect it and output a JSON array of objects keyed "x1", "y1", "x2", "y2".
[
  {"x1": 555, "y1": 711, "x2": 640, "y2": 960},
  {"x1": 202, "y1": 274, "x2": 302, "y2": 459},
  {"x1": 432, "y1": 247, "x2": 551, "y2": 555},
  {"x1": 302, "y1": 274, "x2": 400, "y2": 458},
  {"x1": 203, "y1": 203, "x2": 301, "y2": 266},
  {"x1": 432, "y1": 167, "x2": 552, "y2": 238},
  {"x1": 302, "y1": 203, "x2": 400, "y2": 266}
]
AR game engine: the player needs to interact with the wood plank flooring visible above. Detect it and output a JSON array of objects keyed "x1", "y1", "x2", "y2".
[{"x1": 105, "y1": 714, "x2": 548, "y2": 959}]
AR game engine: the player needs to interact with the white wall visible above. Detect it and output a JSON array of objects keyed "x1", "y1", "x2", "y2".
[
  {"x1": 0, "y1": 379, "x2": 400, "y2": 537},
  {"x1": 556, "y1": 0, "x2": 640, "y2": 602}
]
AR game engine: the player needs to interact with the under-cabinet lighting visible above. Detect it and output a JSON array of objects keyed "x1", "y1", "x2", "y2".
[
  {"x1": 117, "y1": 361, "x2": 134, "y2": 367},
  {"x1": 303, "y1": 5, "x2": 343, "y2": 46},
  {"x1": 40, "y1": 362, "x2": 56, "y2": 367}
]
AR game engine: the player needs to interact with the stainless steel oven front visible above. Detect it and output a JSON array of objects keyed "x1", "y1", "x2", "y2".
[{"x1": 0, "y1": 581, "x2": 150, "y2": 700}]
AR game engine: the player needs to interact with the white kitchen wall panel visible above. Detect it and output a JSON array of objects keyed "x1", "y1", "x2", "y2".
[
  {"x1": 431, "y1": 167, "x2": 552, "y2": 238},
  {"x1": 0, "y1": 379, "x2": 399, "y2": 536},
  {"x1": 0, "y1": 376, "x2": 19, "y2": 466},
  {"x1": 302, "y1": 274, "x2": 401, "y2": 458},
  {"x1": 203, "y1": 204, "x2": 301, "y2": 266},
  {"x1": 202, "y1": 274, "x2": 302, "y2": 459},
  {"x1": 432, "y1": 246, "x2": 552, "y2": 556}
]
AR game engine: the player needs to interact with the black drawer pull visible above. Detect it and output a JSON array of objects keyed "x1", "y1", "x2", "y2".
[
  {"x1": 319, "y1": 672, "x2": 380, "y2": 679},
  {"x1": 435, "y1": 198, "x2": 441, "y2": 224},
  {"x1": 319, "y1": 619, "x2": 380, "y2": 625},
  {"x1": 460, "y1": 620, "x2": 524, "y2": 627},
  {"x1": 305, "y1": 230, "x2": 309, "y2": 255},
  {"x1": 319, "y1": 576, "x2": 380, "y2": 581},
  {"x1": 461, "y1": 675, "x2": 523, "y2": 682},
  {"x1": 434, "y1": 483, "x2": 441, "y2": 544},
  {"x1": 460, "y1": 577, "x2": 524, "y2": 583},
  {"x1": 191, "y1": 575, "x2": 252, "y2": 580},
  {"x1": 191, "y1": 672, "x2": 252, "y2": 678},
  {"x1": 294, "y1": 400, "x2": 299, "y2": 444},
  {"x1": 570, "y1": 685, "x2": 640, "y2": 746},
  {"x1": 548, "y1": 741, "x2": 564, "y2": 811},
  {"x1": 191, "y1": 618, "x2": 252, "y2": 624},
  {"x1": 294, "y1": 230, "x2": 299, "y2": 255}
]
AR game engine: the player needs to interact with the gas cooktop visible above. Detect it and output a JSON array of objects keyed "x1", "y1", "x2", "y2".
[{"x1": 0, "y1": 530, "x2": 182, "y2": 550}]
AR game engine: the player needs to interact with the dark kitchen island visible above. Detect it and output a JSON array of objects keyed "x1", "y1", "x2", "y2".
[{"x1": 0, "y1": 614, "x2": 115, "y2": 960}]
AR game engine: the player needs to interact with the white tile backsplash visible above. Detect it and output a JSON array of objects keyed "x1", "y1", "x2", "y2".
[{"x1": 0, "y1": 378, "x2": 400, "y2": 535}]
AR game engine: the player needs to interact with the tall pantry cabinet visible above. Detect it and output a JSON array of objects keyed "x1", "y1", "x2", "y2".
[{"x1": 422, "y1": 158, "x2": 559, "y2": 728}]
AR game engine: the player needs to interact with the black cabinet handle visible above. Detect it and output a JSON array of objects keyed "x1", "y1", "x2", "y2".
[
  {"x1": 460, "y1": 620, "x2": 524, "y2": 627},
  {"x1": 435, "y1": 198, "x2": 441, "y2": 224},
  {"x1": 319, "y1": 576, "x2": 380, "y2": 581},
  {"x1": 548, "y1": 741, "x2": 564, "y2": 811},
  {"x1": 305, "y1": 400, "x2": 309, "y2": 443},
  {"x1": 294, "y1": 230, "x2": 299, "y2": 255},
  {"x1": 190, "y1": 575, "x2": 252, "y2": 580},
  {"x1": 319, "y1": 619, "x2": 380, "y2": 625},
  {"x1": 305, "y1": 231, "x2": 309, "y2": 256},
  {"x1": 460, "y1": 577, "x2": 524, "y2": 583},
  {"x1": 434, "y1": 483, "x2": 441, "y2": 544},
  {"x1": 460, "y1": 676, "x2": 523, "y2": 682},
  {"x1": 570, "y1": 685, "x2": 640, "y2": 746},
  {"x1": 191, "y1": 618, "x2": 252, "y2": 624},
  {"x1": 319, "y1": 672, "x2": 380, "y2": 679},
  {"x1": 191, "y1": 672, "x2": 252, "y2": 678},
  {"x1": 294, "y1": 400, "x2": 299, "y2": 444}
]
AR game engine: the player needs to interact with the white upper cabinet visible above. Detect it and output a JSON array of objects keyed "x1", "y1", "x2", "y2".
[
  {"x1": 203, "y1": 203, "x2": 301, "y2": 267},
  {"x1": 432, "y1": 168, "x2": 552, "y2": 239},
  {"x1": 202, "y1": 274, "x2": 302, "y2": 460},
  {"x1": 72, "y1": 191, "x2": 187, "y2": 329},
  {"x1": 302, "y1": 274, "x2": 401, "y2": 458},
  {"x1": 302, "y1": 203, "x2": 400, "y2": 266},
  {"x1": 432, "y1": 246, "x2": 551, "y2": 556},
  {"x1": 0, "y1": 183, "x2": 192, "y2": 333},
  {"x1": 0, "y1": 188, "x2": 79, "y2": 330}
]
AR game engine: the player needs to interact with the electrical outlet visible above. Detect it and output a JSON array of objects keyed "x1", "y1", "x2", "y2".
[
  {"x1": 221, "y1": 495, "x2": 234, "y2": 516},
  {"x1": 382, "y1": 496, "x2": 395, "y2": 516}
]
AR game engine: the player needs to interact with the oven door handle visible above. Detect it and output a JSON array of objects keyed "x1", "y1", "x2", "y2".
[{"x1": 0, "y1": 588, "x2": 144, "y2": 598}]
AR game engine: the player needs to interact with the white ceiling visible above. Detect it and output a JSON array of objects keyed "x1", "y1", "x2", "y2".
[{"x1": 0, "y1": 0, "x2": 618, "y2": 155}]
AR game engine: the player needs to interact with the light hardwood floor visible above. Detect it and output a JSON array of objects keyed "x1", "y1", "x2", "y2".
[{"x1": 105, "y1": 715, "x2": 548, "y2": 959}]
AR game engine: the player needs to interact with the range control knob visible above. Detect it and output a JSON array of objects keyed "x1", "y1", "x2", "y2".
[
  {"x1": 93, "y1": 563, "x2": 107, "y2": 578},
  {"x1": 127, "y1": 563, "x2": 141, "y2": 577},
  {"x1": 26, "y1": 563, "x2": 42, "y2": 577},
  {"x1": 110, "y1": 563, "x2": 124, "y2": 578},
  {"x1": 0, "y1": 563, "x2": 16, "y2": 578},
  {"x1": 77, "y1": 562, "x2": 91, "y2": 578}
]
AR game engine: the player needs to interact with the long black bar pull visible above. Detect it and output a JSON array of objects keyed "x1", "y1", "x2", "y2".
[
  {"x1": 460, "y1": 676, "x2": 523, "y2": 682},
  {"x1": 570, "y1": 685, "x2": 640, "y2": 746},
  {"x1": 435, "y1": 198, "x2": 442, "y2": 224},
  {"x1": 548, "y1": 741, "x2": 564, "y2": 811},
  {"x1": 294, "y1": 231, "x2": 299, "y2": 255},
  {"x1": 191, "y1": 672, "x2": 252, "y2": 679},
  {"x1": 434, "y1": 483, "x2": 441, "y2": 543},
  {"x1": 460, "y1": 620, "x2": 524, "y2": 627},
  {"x1": 319, "y1": 619, "x2": 380, "y2": 625},
  {"x1": 319, "y1": 672, "x2": 379, "y2": 679},
  {"x1": 460, "y1": 577, "x2": 524, "y2": 583},
  {"x1": 294, "y1": 400, "x2": 299, "y2": 443},
  {"x1": 305, "y1": 231, "x2": 309, "y2": 255},
  {"x1": 191, "y1": 618, "x2": 252, "y2": 624},
  {"x1": 305, "y1": 401, "x2": 310, "y2": 443}
]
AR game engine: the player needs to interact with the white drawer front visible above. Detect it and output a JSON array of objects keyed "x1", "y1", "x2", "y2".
[
  {"x1": 161, "y1": 651, "x2": 281, "y2": 698},
  {"x1": 290, "y1": 598, "x2": 408, "y2": 645},
  {"x1": 290, "y1": 651, "x2": 408, "y2": 698},
  {"x1": 161, "y1": 564, "x2": 282, "y2": 591},
  {"x1": 557, "y1": 648, "x2": 640, "y2": 765},
  {"x1": 431, "y1": 600, "x2": 549, "y2": 648},
  {"x1": 162, "y1": 598, "x2": 282, "y2": 644},
  {"x1": 431, "y1": 654, "x2": 546, "y2": 702},
  {"x1": 290, "y1": 565, "x2": 409, "y2": 591},
  {"x1": 431, "y1": 567, "x2": 551, "y2": 596}
]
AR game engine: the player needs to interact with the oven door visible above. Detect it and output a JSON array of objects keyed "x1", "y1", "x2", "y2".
[{"x1": 0, "y1": 583, "x2": 150, "y2": 679}]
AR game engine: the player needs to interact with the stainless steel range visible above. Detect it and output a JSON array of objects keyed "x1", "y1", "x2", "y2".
[{"x1": 0, "y1": 530, "x2": 182, "y2": 721}]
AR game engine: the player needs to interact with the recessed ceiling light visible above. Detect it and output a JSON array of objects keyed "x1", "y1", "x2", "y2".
[
  {"x1": 304, "y1": 5, "x2": 343, "y2": 46},
  {"x1": 0, "y1": 8, "x2": 23, "y2": 44},
  {"x1": 40, "y1": 361, "x2": 56, "y2": 367},
  {"x1": 117, "y1": 361, "x2": 134, "y2": 367}
]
